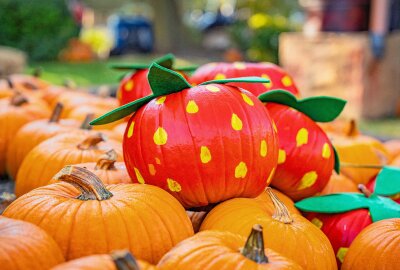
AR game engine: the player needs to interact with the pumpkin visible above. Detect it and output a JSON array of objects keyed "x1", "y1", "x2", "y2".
[
  {"x1": 113, "y1": 54, "x2": 194, "y2": 106},
  {"x1": 158, "y1": 224, "x2": 302, "y2": 270},
  {"x1": 0, "y1": 216, "x2": 64, "y2": 270},
  {"x1": 91, "y1": 63, "x2": 278, "y2": 208},
  {"x1": 320, "y1": 172, "x2": 359, "y2": 195},
  {"x1": 0, "y1": 93, "x2": 50, "y2": 175},
  {"x1": 258, "y1": 91, "x2": 346, "y2": 201},
  {"x1": 190, "y1": 62, "x2": 300, "y2": 97},
  {"x1": 366, "y1": 173, "x2": 400, "y2": 203},
  {"x1": 296, "y1": 180, "x2": 400, "y2": 267},
  {"x1": 254, "y1": 187, "x2": 300, "y2": 215},
  {"x1": 342, "y1": 218, "x2": 400, "y2": 270},
  {"x1": 112, "y1": 122, "x2": 127, "y2": 140},
  {"x1": 329, "y1": 120, "x2": 390, "y2": 184},
  {"x1": 15, "y1": 132, "x2": 122, "y2": 196},
  {"x1": 7, "y1": 73, "x2": 50, "y2": 91},
  {"x1": 52, "y1": 250, "x2": 155, "y2": 270},
  {"x1": 391, "y1": 155, "x2": 400, "y2": 167},
  {"x1": 6, "y1": 103, "x2": 79, "y2": 180},
  {"x1": 71, "y1": 149, "x2": 131, "y2": 185},
  {"x1": 4, "y1": 166, "x2": 194, "y2": 262},
  {"x1": 384, "y1": 139, "x2": 400, "y2": 161},
  {"x1": 200, "y1": 188, "x2": 337, "y2": 270}
]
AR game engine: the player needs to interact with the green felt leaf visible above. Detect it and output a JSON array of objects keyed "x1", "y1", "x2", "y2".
[
  {"x1": 109, "y1": 53, "x2": 175, "y2": 71},
  {"x1": 147, "y1": 63, "x2": 192, "y2": 96},
  {"x1": 153, "y1": 53, "x2": 175, "y2": 69},
  {"x1": 333, "y1": 146, "x2": 340, "y2": 174},
  {"x1": 295, "y1": 193, "x2": 370, "y2": 213},
  {"x1": 200, "y1": 76, "x2": 270, "y2": 86},
  {"x1": 174, "y1": 65, "x2": 198, "y2": 72},
  {"x1": 368, "y1": 195, "x2": 400, "y2": 222},
  {"x1": 374, "y1": 166, "x2": 400, "y2": 196},
  {"x1": 90, "y1": 95, "x2": 154, "y2": 125},
  {"x1": 258, "y1": 90, "x2": 347, "y2": 122}
]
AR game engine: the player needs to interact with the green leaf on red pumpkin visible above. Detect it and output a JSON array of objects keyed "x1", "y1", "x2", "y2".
[
  {"x1": 333, "y1": 146, "x2": 340, "y2": 174},
  {"x1": 148, "y1": 63, "x2": 192, "y2": 96},
  {"x1": 199, "y1": 76, "x2": 270, "y2": 85},
  {"x1": 295, "y1": 193, "x2": 400, "y2": 222},
  {"x1": 258, "y1": 90, "x2": 347, "y2": 122},
  {"x1": 374, "y1": 166, "x2": 400, "y2": 196}
]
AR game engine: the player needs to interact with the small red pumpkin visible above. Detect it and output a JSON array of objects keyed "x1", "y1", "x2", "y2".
[{"x1": 190, "y1": 62, "x2": 300, "y2": 97}]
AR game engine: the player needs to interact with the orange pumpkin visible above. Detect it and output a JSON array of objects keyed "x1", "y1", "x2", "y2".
[
  {"x1": 4, "y1": 166, "x2": 194, "y2": 262},
  {"x1": 7, "y1": 73, "x2": 50, "y2": 91},
  {"x1": 200, "y1": 188, "x2": 337, "y2": 270},
  {"x1": 158, "y1": 224, "x2": 302, "y2": 269},
  {"x1": 112, "y1": 122, "x2": 127, "y2": 140},
  {"x1": 391, "y1": 155, "x2": 400, "y2": 167},
  {"x1": 254, "y1": 188, "x2": 301, "y2": 215},
  {"x1": 0, "y1": 216, "x2": 64, "y2": 270},
  {"x1": 52, "y1": 251, "x2": 155, "y2": 270},
  {"x1": 342, "y1": 218, "x2": 400, "y2": 270},
  {"x1": 319, "y1": 172, "x2": 359, "y2": 195},
  {"x1": 15, "y1": 132, "x2": 122, "y2": 196},
  {"x1": 6, "y1": 103, "x2": 79, "y2": 180},
  {"x1": 0, "y1": 93, "x2": 50, "y2": 175},
  {"x1": 384, "y1": 139, "x2": 400, "y2": 161}
]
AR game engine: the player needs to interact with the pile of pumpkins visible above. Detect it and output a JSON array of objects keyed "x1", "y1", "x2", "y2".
[{"x1": 0, "y1": 54, "x2": 399, "y2": 270}]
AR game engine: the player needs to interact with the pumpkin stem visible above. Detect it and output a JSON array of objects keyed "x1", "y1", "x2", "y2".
[
  {"x1": 54, "y1": 165, "x2": 113, "y2": 201},
  {"x1": 80, "y1": 113, "x2": 94, "y2": 130},
  {"x1": 6, "y1": 77, "x2": 13, "y2": 88},
  {"x1": 266, "y1": 187, "x2": 293, "y2": 224},
  {"x1": 111, "y1": 250, "x2": 140, "y2": 270},
  {"x1": 77, "y1": 132, "x2": 105, "y2": 150},
  {"x1": 346, "y1": 119, "x2": 359, "y2": 137},
  {"x1": 49, "y1": 102, "x2": 63, "y2": 123},
  {"x1": 95, "y1": 149, "x2": 117, "y2": 170},
  {"x1": 240, "y1": 224, "x2": 268, "y2": 264},
  {"x1": 358, "y1": 184, "x2": 372, "y2": 198},
  {"x1": 10, "y1": 92, "x2": 28, "y2": 106},
  {"x1": 341, "y1": 162, "x2": 384, "y2": 169}
]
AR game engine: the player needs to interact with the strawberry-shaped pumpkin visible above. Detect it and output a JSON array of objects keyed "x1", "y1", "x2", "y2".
[
  {"x1": 113, "y1": 54, "x2": 195, "y2": 105},
  {"x1": 366, "y1": 166, "x2": 400, "y2": 203},
  {"x1": 190, "y1": 61, "x2": 300, "y2": 96},
  {"x1": 91, "y1": 63, "x2": 278, "y2": 208},
  {"x1": 296, "y1": 166, "x2": 400, "y2": 267},
  {"x1": 258, "y1": 90, "x2": 346, "y2": 201}
]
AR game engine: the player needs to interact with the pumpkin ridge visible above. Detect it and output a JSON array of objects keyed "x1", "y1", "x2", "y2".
[{"x1": 64, "y1": 200, "x2": 85, "y2": 259}]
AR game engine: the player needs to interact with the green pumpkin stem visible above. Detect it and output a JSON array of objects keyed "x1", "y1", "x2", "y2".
[
  {"x1": 241, "y1": 224, "x2": 269, "y2": 264},
  {"x1": 77, "y1": 133, "x2": 105, "y2": 150},
  {"x1": 266, "y1": 187, "x2": 294, "y2": 224},
  {"x1": 80, "y1": 113, "x2": 94, "y2": 130},
  {"x1": 95, "y1": 149, "x2": 117, "y2": 170},
  {"x1": 54, "y1": 165, "x2": 113, "y2": 201},
  {"x1": 49, "y1": 102, "x2": 63, "y2": 123},
  {"x1": 111, "y1": 250, "x2": 140, "y2": 270},
  {"x1": 358, "y1": 184, "x2": 372, "y2": 198}
]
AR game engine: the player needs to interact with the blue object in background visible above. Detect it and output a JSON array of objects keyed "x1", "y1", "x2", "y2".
[{"x1": 108, "y1": 15, "x2": 154, "y2": 55}]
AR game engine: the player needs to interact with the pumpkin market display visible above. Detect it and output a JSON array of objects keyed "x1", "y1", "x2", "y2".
[
  {"x1": 190, "y1": 61, "x2": 300, "y2": 97},
  {"x1": 258, "y1": 90, "x2": 346, "y2": 201},
  {"x1": 200, "y1": 188, "x2": 337, "y2": 270},
  {"x1": 4, "y1": 166, "x2": 194, "y2": 263},
  {"x1": 0, "y1": 216, "x2": 64, "y2": 270},
  {"x1": 91, "y1": 63, "x2": 279, "y2": 208},
  {"x1": 158, "y1": 224, "x2": 303, "y2": 270},
  {"x1": 342, "y1": 218, "x2": 400, "y2": 270}
]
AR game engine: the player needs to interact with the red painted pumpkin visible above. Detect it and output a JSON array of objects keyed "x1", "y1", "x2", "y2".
[{"x1": 190, "y1": 62, "x2": 300, "y2": 96}]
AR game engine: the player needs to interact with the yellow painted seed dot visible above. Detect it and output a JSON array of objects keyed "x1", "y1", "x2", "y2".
[
  {"x1": 261, "y1": 74, "x2": 272, "y2": 88},
  {"x1": 186, "y1": 100, "x2": 199, "y2": 114},
  {"x1": 231, "y1": 113, "x2": 243, "y2": 131},
  {"x1": 235, "y1": 162, "x2": 248, "y2": 179},
  {"x1": 200, "y1": 146, "x2": 212, "y2": 164},
  {"x1": 134, "y1": 167, "x2": 145, "y2": 184},
  {"x1": 214, "y1": 73, "x2": 226, "y2": 80},
  {"x1": 167, "y1": 178, "x2": 182, "y2": 192},
  {"x1": 281, "y1": 75, "x2": 293, "y2": 87},
  {"x1": 297, "y1": 171, "x2": 318, "y2": 190},
  {"x1": 155, "y1": 96, "x2": 166, "y2": 104},
  {"x1": 148, "y1": 164, "x2": 156, "y2": 176},
  {"x1": 260, "y1": 140, "x2": 268, "y2": 157},
  {"x1": 127, "y1": 121, "x2": 135, "y2": 138},
  {"x1": 205, "y1": 85, "x2": 220, "y2": 92},
  {"x1": 322, "y1": 143, "x2": 331, "y2": 159},
  {"x1": 266, "y1": 167, "x2": 276, "y2": 184},
  {"x1": 296, "y1": 128, "x2": 309, "y2": 147},
  {"x1": 233, "y1": 62, "x2": 246, "y2": 69},
  {"x1": 155, "y1": 158, "x2": 161, "y2": 165},
  {"x1": 125, "y1": 80, "x2": 134, "y2": 91},
  {"x1": 241, "y1": 93, "x2": 254, "y2": 106},
  {"x1": 311, "y1": 218, "x2": 323, "y2": 229},
  {"x1": 336, "y1": 247, "x2": 349, "y2": 264},
  {"x1": 153, "y1": 127, "x2": 168, "y2": 145},
  {"x1": 278, "y1": 149, "x2": 286, "y2": 164}
]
